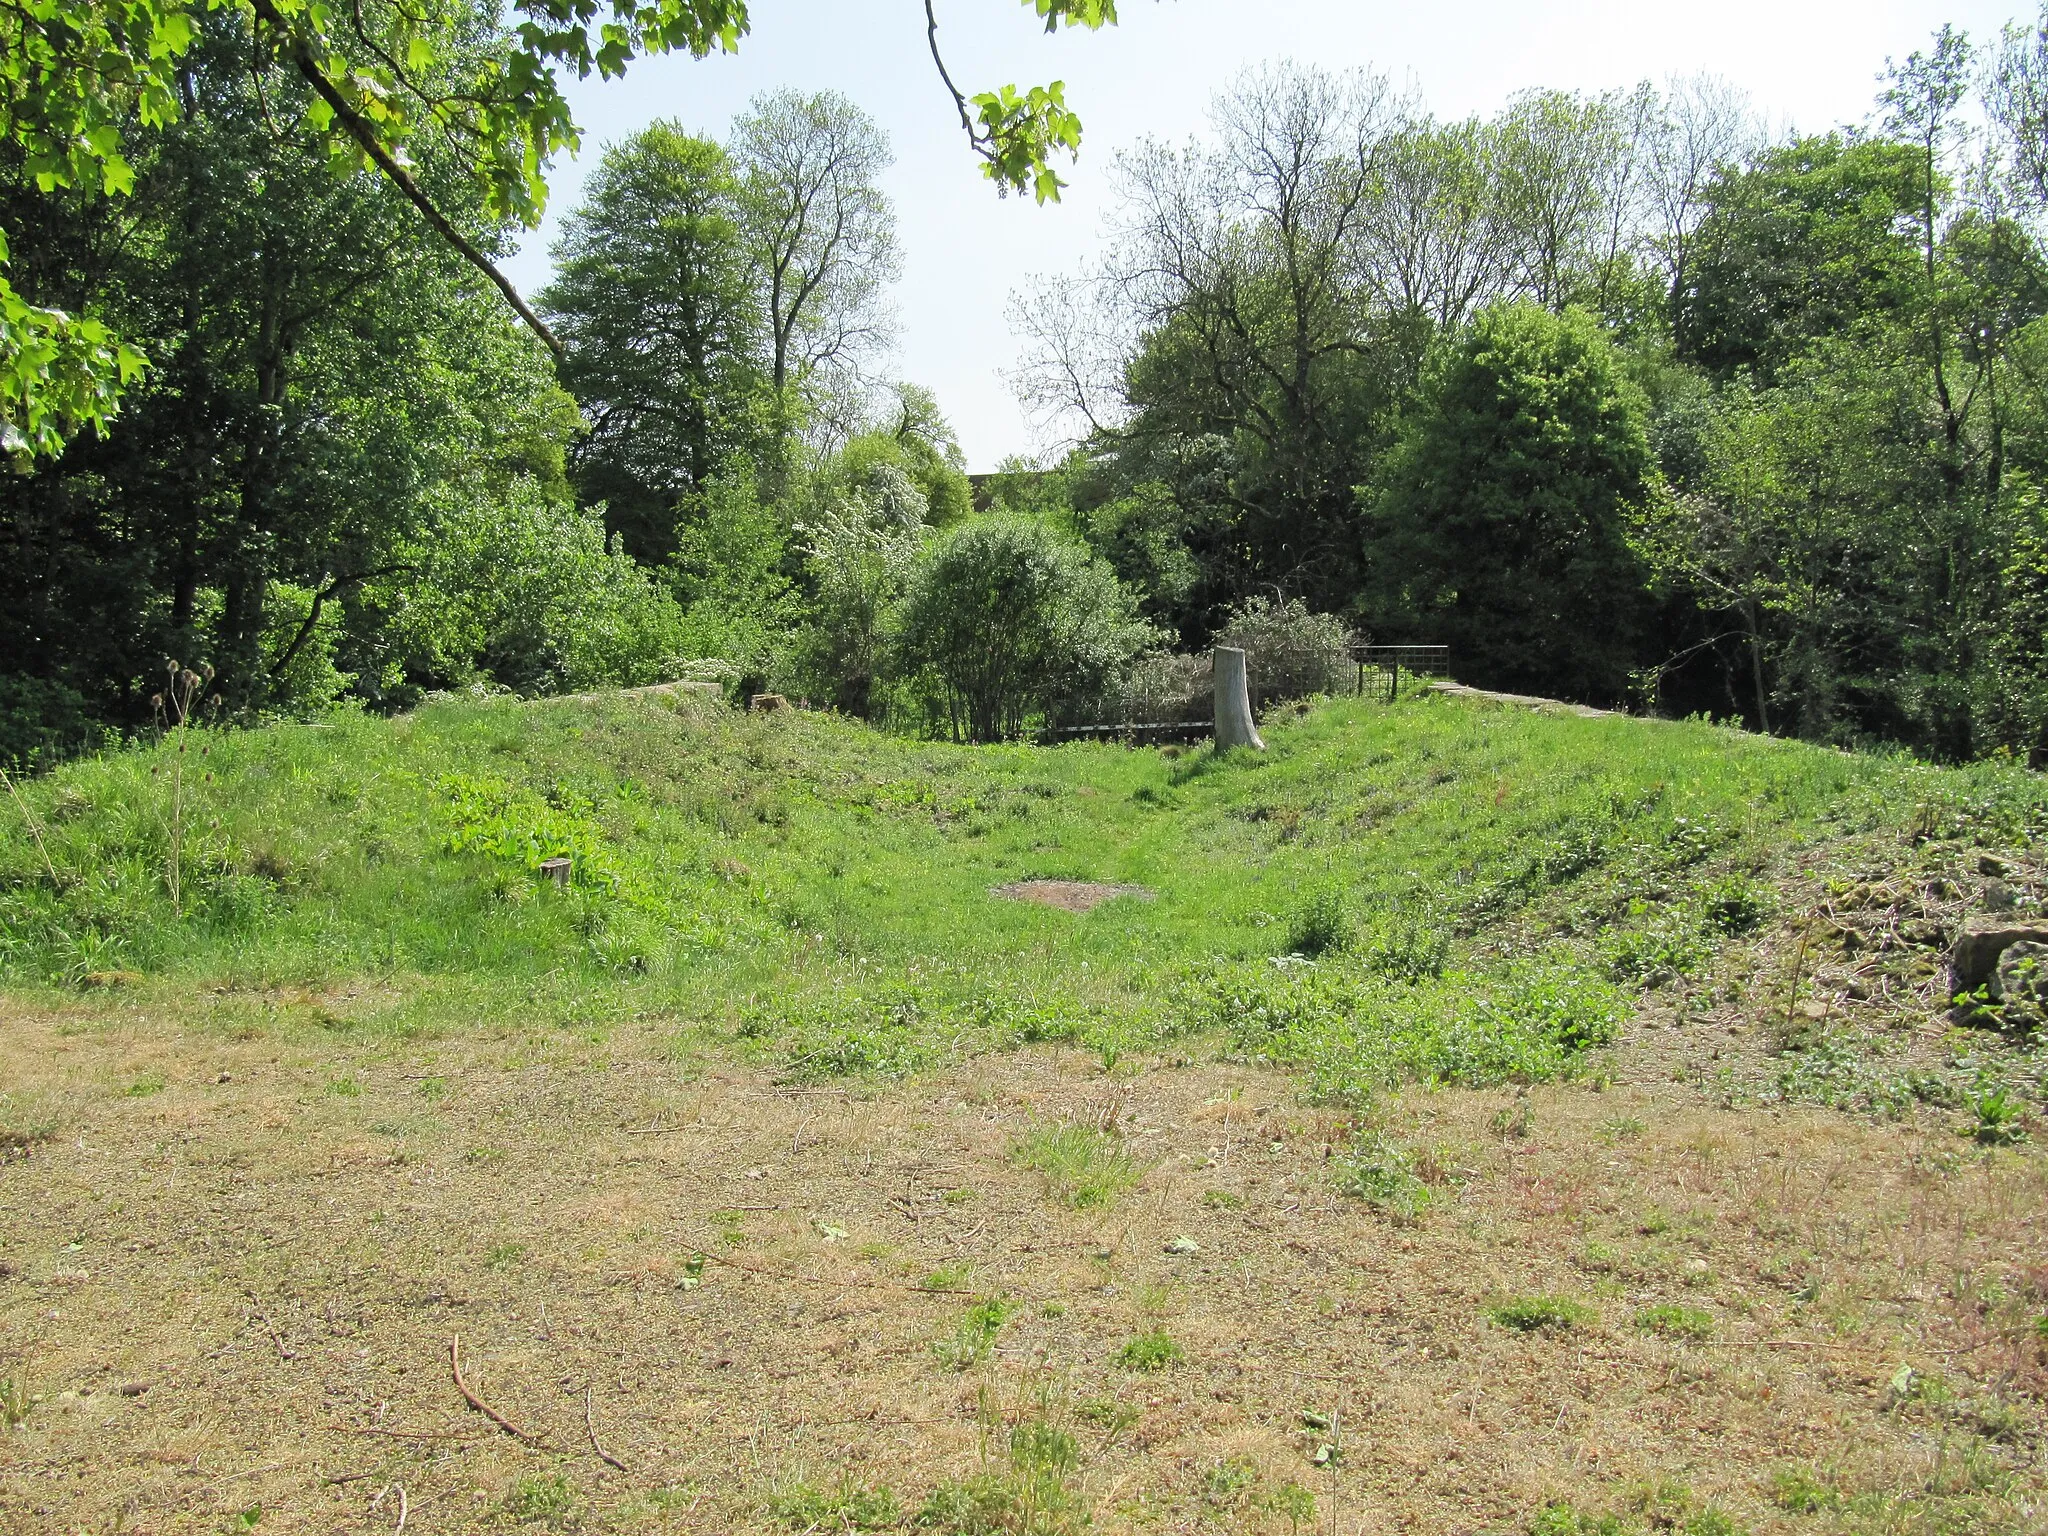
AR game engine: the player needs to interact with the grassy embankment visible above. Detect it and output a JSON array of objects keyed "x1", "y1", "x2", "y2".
[
  {"x1": 5, "y1": 690, "x2": 2048, "y2": 1536},
  {"x1": 3, "y1": 686, "x2": 2042, "y2": 1100}
]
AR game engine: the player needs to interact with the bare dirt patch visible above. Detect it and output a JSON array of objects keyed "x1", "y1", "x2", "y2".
[
  {"x1": 992, "y1": 880, "x2": 1156, "y2": 912},
  {"x1": 1, "y1": 1002, "x2": 2044, "y2": 1534}
]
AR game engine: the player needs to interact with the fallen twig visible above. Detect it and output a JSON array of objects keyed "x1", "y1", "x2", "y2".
[
  {"x1": 371, "y1": 1481, "x2": 410, "y2": 1533},
  {"x1": 584, "y1": 1385, "x2": 629, "y2": 1472},
  {"x1": 448, "y1": 1336, "x2": 542, "y2": 1444},
  {"x1": 331, "y1": 1424, "x2": 481, "y2": 1443}
]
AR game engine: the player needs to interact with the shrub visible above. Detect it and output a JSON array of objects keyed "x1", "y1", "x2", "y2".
[
  {"x1": 1110, "y1": 650, "x2": 1212, "y2": 725},
  {"x1": 1286, "y1": 887, "x2": 1352, "y2": 957},
  {"x1": 1216, "y1": 596, "x2": 1355, "y2": 706},
  {"x1": 793, "y1": 467, "x2": 928, "y2": 719},
  {"x1": 371, "y1": 476, "x2": 690, "y2": 701},
  {"x1": 893, "y1": 516, "x2": 1159, "y2": 741}
]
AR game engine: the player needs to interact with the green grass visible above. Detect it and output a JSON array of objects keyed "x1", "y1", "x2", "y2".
[
  {"x1": 4, "y1": 688, "x2": 2046, "y2": 1093},
  {"x1": 1633, "y1": 1303, "x2": 1715, "y2": 1342},
  {"x1": 1011, "y1": 1124, "x2": 1142, "y2": 1209},
  {"x1": 1490, "y1": 1295, "x2": 1596, "y2": 1332},
  {"x1": 1115, "y1": 1330, "x2": 1185, "y2": 1370}
]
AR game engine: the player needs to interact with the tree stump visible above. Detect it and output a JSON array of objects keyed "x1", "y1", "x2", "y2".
[
  {"x1": 1213, "y1": 647, "x2": 1264, "y2": 751},
  {"x1": 539, "y1": 857, "x2": 572, "y2": 889}
]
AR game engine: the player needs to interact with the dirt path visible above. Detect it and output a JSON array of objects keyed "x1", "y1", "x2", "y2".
[{"x1": 1425, "y1": 681, "x2": 1616, "y2": 719}]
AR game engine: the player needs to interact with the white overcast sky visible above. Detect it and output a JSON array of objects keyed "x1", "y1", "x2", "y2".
[{"x1": 499, "y1": 0, "x2": 2031, "y2": 471}]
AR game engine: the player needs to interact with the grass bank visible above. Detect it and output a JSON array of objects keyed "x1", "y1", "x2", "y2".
[{"x1": 4, "y1": 687, "x2": 2047, "y2": 1107}]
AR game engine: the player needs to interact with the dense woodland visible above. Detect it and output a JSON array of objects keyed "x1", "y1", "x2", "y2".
[{"x1": 11, "y1": 6, "x2": 2048, "y2": 763}]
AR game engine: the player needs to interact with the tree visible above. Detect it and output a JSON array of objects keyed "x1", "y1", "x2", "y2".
[
  {"x1": 1368, "y1": 303, "x2": 1659, "y2": 704},
  {"x1": 1673, "y1": 135, "x2": 1924, "y2": 382},
  {"x1": 823, "y1": 383, "x2": 973, "y2": 524},
  {"x1": 793, "y1": 464, "x2": 927, "y2": 718},
  {"x1": 1, "y1": 0, "x2": 1127, "y2": 457},
  {"x1": 540, "y1": 123, "x2": 769, "y2": 562},
  {"x1": 1096, "y1": 65, "x2": 1407, "y2": 622},
  {"x1": 894, "y1": 516, "x2": 1156, "y2": 742},
  {"x1": 1641, "y1": 75, "x2": 1761, "y2": 320},
  {"x1": 730, "y1": 88, "x2": 897, "y2": 449},
  {"x1": 0, "y1": 9, "x2": 577, "y2": 722}
]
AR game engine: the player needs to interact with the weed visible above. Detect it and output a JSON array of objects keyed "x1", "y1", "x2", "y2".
[
  {"x1": 484, "y1": 1242, "x2": 526, "y2": 1269},
  {"x1": 1011, "y1": 1124, "x2": 1141, "y2": 1210},
  {"x1": 1608, "y1": 919, "x2": 1710, "y2": 986},
  {"x1": 1202, "y1": 1454, "x2": 1259, "y2": 1506},
  {"x1": 1769, "y1": 1466, "x2": 1840, "y2": 1514},
  {"x1": 502, "y1": 1473, "x2": 577, "y2": 1527},
  {"x1": 1362, "y1": 916, "x2": 1448, "y2": 980},
  {"x1": 121, "y1": 1072, "x2": 166, "y2": 1098},
  {"x1": 1266, "y1": 1482, "x2": 1316, "y2": 1536},
  {"x1": 325, "y1": 1075, "x2": 361, "y2": 1098},
  {"x1": 1700, "y1": 874, "x2": 1771, "y2": 935},
  {"x1": 936, "y1": 1297, "x2": 1017, "y2": 1370},
  {"x1": 1964, "y1": 1087, "x2": 2028, "y2": 1145},
  {"x1": 1115, "y1": 1330, "x2": 1183, "y2": 1371},
  {"x1": 1530, "y1": 1501, "x2": 1634, "y2": 1536},
  {"x1": 768, "y1": 1481, "x2": 899, "y2": 1531},
  {"x1": 1490, "y1": 1296, "x2": 1595, "y2": 1333},
  {"x1": 1490, "y1": 1092, "x2": 1533, "y2": 1139},
  {"x1": 1200, "y1": 1188, "x2": 1244, "y2": 1210},
  {"x1": 1075, "y1": 1398, "x2": 1139, "y2": 1443},
  {"x1": 0, "y1": 1367, "x2": 28, "y2": 1428},
  {"x1": 1335, "y1": 1133, "x2": 1433, "y2": 1221},
  {"x1": 1286, "y1": 886, "x2": 1352, "y2": 958},
  {"x1": 922, "y1": 1263, "x2": 973, "y2": 1292},
  {"x1": 920, "y1": 1411, "x2": 1086, "y2": 1536},
  {"x1": 1633, "y1": 1304, "x2": 1714, "y2": 1342}
]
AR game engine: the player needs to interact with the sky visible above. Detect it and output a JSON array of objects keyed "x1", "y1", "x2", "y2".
[{"x1": 499, "y1": 0, "x2": 2031, "y2": 471}]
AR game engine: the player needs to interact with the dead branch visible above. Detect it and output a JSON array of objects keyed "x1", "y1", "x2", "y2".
[
  {"x1": 448, "y1": 1335, "x2": 542, "y2": 1444},
  {"x1": 584, "y1": 1385, "x2": 629, "y2": 1472}
]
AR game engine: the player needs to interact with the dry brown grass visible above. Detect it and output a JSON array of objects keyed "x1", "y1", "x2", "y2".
[{"x1": 2, "y1": 998, "x2": 2045, "y2": 1534}]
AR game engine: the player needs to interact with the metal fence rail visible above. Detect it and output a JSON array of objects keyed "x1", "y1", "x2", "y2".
[
  {"x1": 1039, "y1": 645, "x2": 1452, "y2": 743},
  {"x1": 1349, "y1": 644, "x2": 1450, "y2": 703}
]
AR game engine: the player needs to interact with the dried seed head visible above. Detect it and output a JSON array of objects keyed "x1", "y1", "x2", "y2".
[
  {"x1": 180, "y1": 669, "x2": 200, "y2": 691},
  {"x1": 149, "y1": 694, "x2": 163, "y2": 710},
  {"x1": 201, "y1": 663, "x2": 216, "y2": 682},
  {"x1": 166, "y1": 659, "x2": 179, "y2": 674}
]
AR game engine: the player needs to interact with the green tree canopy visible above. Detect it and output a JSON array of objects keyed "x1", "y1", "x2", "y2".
[
  {"x1": 1368, "y1": 302, "x2": 1659, "y2": 704},
  {"x1": 1673, "y1": 134, "x2": 1925, "y2": 383},
  {"x1": 0, "y1": 0, "x2": 1125, "y2": 458},
  {"x1": 540, "y1": 122, "x2": 768, "y2": 563}
]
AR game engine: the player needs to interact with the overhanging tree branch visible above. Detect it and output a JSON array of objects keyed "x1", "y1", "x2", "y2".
[{"x1": 245, "y1": 0, "x2": 564, "y2": 361}]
